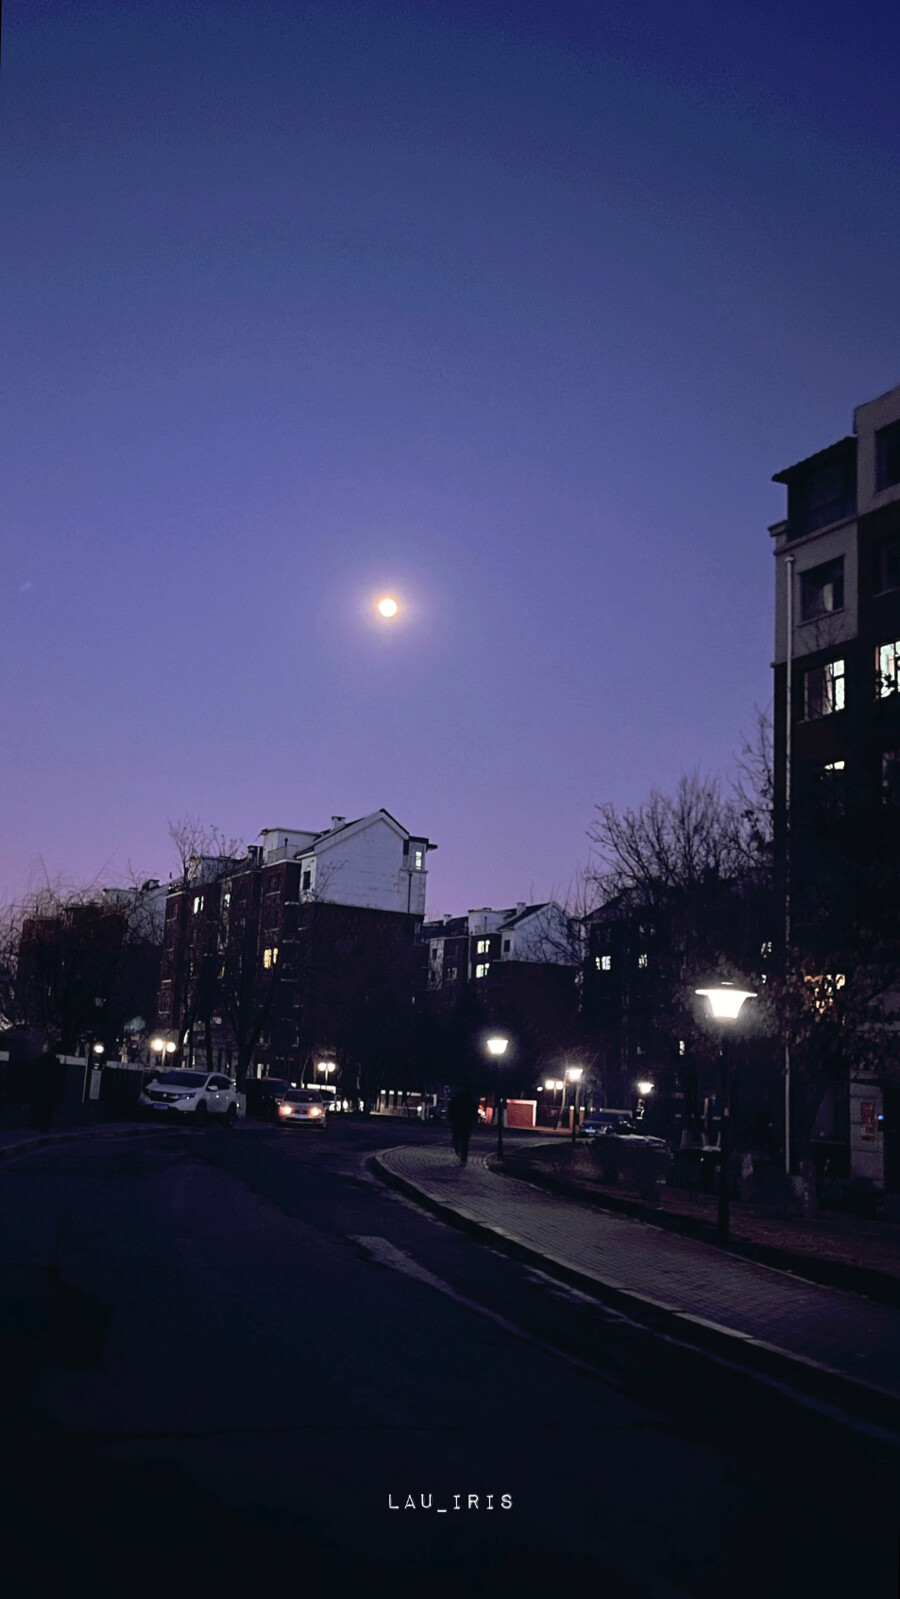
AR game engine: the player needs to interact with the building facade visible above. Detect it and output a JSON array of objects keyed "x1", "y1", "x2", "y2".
[{"x1": 772, "y1": 382, "x2": 900, "y2": 1194}]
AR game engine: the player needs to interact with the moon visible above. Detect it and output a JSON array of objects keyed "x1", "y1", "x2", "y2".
[{"x1": 377, "y1": 595, "x2": 399, "y2": 618}]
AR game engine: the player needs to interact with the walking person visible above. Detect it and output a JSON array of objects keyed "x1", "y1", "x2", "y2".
[
  {"x1": 29, "y1": 1042, "x2": 62, "y2": 1133},
  {"x1": 448, "y1": 1087, "x2": 478, "y2": 1167}
]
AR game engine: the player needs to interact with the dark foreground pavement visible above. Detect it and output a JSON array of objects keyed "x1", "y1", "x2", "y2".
[{"x1": 1, "y1": 1121, "x2": 898, "y2": 1599}]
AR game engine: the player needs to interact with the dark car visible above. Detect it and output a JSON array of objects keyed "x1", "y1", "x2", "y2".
[
  {"x1": 580, "y1": 1109, "x2": 637, "y2": 1137},
  {"x1": 244, "y1": 1076, "x2": 294, "y2": 1120}
]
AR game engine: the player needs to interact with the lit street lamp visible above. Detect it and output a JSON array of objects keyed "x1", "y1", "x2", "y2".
[
  {"x1": 635, "y1": 1079, "x2": 654, "y2": 1121},
  {"x1": 695, "y1": 982, "x2": 757, "y2": 1244},
  {"x1": 544, "y1": 1078, "x2": 564, "y2": 1129},
  {"x1": 150, "y1": 1036, "x2": 176, "y2": 1072},
  {"x1": 566, "y1": 1065, "x2": 584, "y2": 1143},
  {"x1": 485, "y1": 1034, "x2": 509, "y2": 1156}
]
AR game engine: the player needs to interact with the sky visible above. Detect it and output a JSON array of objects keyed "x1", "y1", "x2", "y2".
[{"x1": 2, "y1": 0, "x2": 900, "y2": 917}]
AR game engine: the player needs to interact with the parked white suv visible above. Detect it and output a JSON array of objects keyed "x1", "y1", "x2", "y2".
[{"x1": 139, "y1": 1069, "x2": 244, "y2": 1125}]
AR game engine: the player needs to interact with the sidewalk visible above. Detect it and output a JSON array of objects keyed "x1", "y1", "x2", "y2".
[{"x1": 374, "y1": 1139, "x2": 900, "y2": 1435}]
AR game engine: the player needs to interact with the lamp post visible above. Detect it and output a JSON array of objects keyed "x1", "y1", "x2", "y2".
[
  {"x1": 695, "y1": 983, "x2": 756, "y2": 1244},
  {"x1": 486, "y1": 1034, "x2": 509, "y2": 1156},
  {"x1": 150, "y1": 1036, "x2": 176, "y2": 1073},
  {"x1": 566, "y1": 1065, "x2": 584, "y2": 1143},
  {"x1": 544, "y1": 1078, "x2": 564, "y2": 1129},
  {"x1": 635, "y1": 1079, "x2": 654, "y2": 1122}
]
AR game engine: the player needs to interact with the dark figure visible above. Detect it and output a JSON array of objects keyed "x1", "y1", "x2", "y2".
[
  {"x1": 448, "y1": 1088, "x2": 478, "y2": 1166},
  {"x1": 29, "y1": 1047, "x2": 62, "y2": 1133}
]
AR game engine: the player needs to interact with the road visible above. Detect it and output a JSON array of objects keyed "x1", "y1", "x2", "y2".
[{"x1": 0, "y1": 1119, "x2": 897, "y2": 1598}]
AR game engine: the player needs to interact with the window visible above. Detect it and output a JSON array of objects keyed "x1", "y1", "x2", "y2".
[
  {"x1": 804, "y1": 659, "x2": 845, "y2": 719},
  {"x1": 760, "y1": 940, "x2": 773, "y2": 957},
  {"x1": 883, "y1": 751, "x2": 900, "y2": 805},
  {"x1": 877, "y1": 640, "x2": 900, "y2": 698},
  {"x1": 502, "y1": 939, "x2": 511, "y2": 954},
  {"x1": 638, "y1": 952, "x2": 648, "y2": 969},
  {"x1": 601, "y1": 954, "x2": 612, "y2": 971},
  {"x1": 263, "y1": 947, "x2": 278, "y2": 969},
  {"x1": 475, "y1": 962, "x2": 489, "y2": 979},
  {"x1": 877, "y1": 539, "x2": 900, "y2": 593},
  {"x1": 823, "y1": 760, "x2": 845, "y2": 772},
  {"x1": 192, "y1": 895, "x2": 204, "y2": 915},
  {"x1": 414, "y1": 849, "x2": 424, "y2": 871},
  {"x1": 222, "y1": 891, "x2": 231, "y2": 910},
  {"x1": 876, "y1": 420, "x2": 900, "y2": 492},
  {"x1": 476, "y1": 938, "x2": 490, "y2": 953},
  {"x1": 800, "y1": 558, "x2": 844, "y2": 621},
  {"x1": 302, "y1": 870, "x2": 311, "y2": 892}
]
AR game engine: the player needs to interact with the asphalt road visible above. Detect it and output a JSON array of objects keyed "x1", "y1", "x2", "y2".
[{"x1": 0, "y1": 1119, "x2": 897, "y2": 1599}]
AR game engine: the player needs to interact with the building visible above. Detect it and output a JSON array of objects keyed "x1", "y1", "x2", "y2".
[
  {"x1": 771, "y1": 382, "x2": 900, "y2": 1195},
  {"x1": 418, "y1": 902, "x2": 583, "y2": 1090},
  {"x1": 155, "y1": 810, "x2": 434, "y2": 1094}
]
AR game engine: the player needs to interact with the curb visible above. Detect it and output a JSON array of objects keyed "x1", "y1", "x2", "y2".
[{"x1": 372, "y1": 1150, "x2": 900, "y2": 1445}]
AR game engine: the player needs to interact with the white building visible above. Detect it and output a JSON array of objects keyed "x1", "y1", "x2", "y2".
[{"x1": 259, "y1": 810, "x2": 435, "y2": 916}]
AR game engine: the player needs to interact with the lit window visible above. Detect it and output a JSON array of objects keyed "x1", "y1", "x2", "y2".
[
  {"x1": 475, "y1": 962, "x2": 489, "y2": 979},
  {"x1": 823, "y1": 761, "x2": 845, "y2": 772},
  {"x1": 263, "y1": 948, "x2": 272, "y2": 969},
  {"x1": 476, "y1": 938, "x2": 490, "y2": 953},
  {"x1": 760, "y1": 940, "x2": 773, "y2": 957},
  {"x1": 414, "y1": 849, "x2": 424, "y2": 871},
  {"x1": 804, "y1": 659, "x2": 845, "y2": 719},
  {"x1": 272, "y1": 947, "x2": 278, "y2": 965},
  {"x1": 222, "y1": 891, "x2": 231, "y2": 909},
  {"x1": 192, "y1": 895, "x2": 203, "y2": 915},
  {"x1": 800, "y1": 558, "x2": 844, "y2": 621},
  {"x1": 877, "y1": 640, "x2": 900, "y2": 698},
  {"x1": 678, "y1": 1039, "x2": 686, "y2": 1056},
  {"x1": 601, "y1": 955, "x2": 612, "y2": 970},
  {"x1": 638, "y1": 953, "x2": 648, "y2": 969}
]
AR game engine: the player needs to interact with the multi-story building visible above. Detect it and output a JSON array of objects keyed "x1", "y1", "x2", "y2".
[
  {"x1": 771, "y1": 382, "x2": 900, "y2": 1193},
  {"x1": 155, "y1": 810, "x2": 435, "y2": 1090},
  {"x1": 418, "y1": 902, "x2": 582, "y2": 1086}
]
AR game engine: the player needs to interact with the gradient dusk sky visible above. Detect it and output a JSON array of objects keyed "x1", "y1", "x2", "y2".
[{"x1": 2, "y1": 0, "x2": 899, "y2": 916}]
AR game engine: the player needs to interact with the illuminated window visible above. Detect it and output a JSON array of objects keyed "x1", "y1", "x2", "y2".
[
  {"x1": 192, "y1": 895, "x2": 204, "y2": 915},
  {"x1": 800, "y1": 558, "x2": 844, "y2": 621},
  {"x1": 476, "y1": 938, "x2": 490, "y2": 953},
  {"x1": 877, "y1": 640, "x2": 900, "y2": 698},
  {"x1": 263, "y1": 947, "x2": 279, "y2": 969},
  {"x1": 475, "y1": 962, "x2": 489, "y2": 979},
  {"x1": 414, "y1": 849, "x2": 424, "y2": 870},
  {"x1": 638, "y1": 953, "x2": 648, "y2": 969},
  {"x1": 804, "y1": 659, "x2": 844, "y2": 719}
]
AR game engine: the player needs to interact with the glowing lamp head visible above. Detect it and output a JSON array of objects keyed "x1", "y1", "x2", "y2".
[
  {"x1": 636, "y1": 1080, "x2": 655, "y2": 1098},
  {"x1": 486, "y1": 1035, "x2": 509, "y2": 1058},
  {"x1": 695, "y1": 982, "x2": 757, "y2": 1022},
  {"x1": 377, "y1": 595, "x2": 399, "y2": 618},
  {"x1": 565, "y1": 1066, "x2": 583, "y2": 1083}
]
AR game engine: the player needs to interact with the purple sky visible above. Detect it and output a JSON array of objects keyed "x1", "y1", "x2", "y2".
[{"x1": 3, "y1": 0, "x2": 900, "y2": 917}]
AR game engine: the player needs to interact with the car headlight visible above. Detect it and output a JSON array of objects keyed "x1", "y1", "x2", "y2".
[
  {"x1": 278, "y1": 1104, "x2": 293, "y2": 1117},
  {"x1": 310, "y1": 1106, "x2": 323, "y2": 1117}
]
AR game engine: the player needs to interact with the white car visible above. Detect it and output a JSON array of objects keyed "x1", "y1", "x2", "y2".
[
  {"x1": 273, "y1": 1087, "x2": 328, "y2": 1127},
  {"x1": 139, "y1": 1069, "x2": 244, "y2": 1125}
]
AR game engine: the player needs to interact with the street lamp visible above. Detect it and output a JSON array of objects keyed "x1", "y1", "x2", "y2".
[
  {"x1": 485, "y1": 1035, "x2": 509, "y2": 1156},
  {"x1": 566, "y1": 1065, "x2": 584, "y2": 1143},
  {"x1": 544, "y1": 1078, "x2": 564, "y2": 1129},
  {"x1": 695, "y1": 982, "x2": 756, "y2": 1244},
  {"x1": 150, "y1": 1037, "x2": 176, "y2": 1074}
]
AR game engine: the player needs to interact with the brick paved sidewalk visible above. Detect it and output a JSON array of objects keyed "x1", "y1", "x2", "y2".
[{"x1": 375, "y1": 1140, "x2": 900, "y2": 1410}]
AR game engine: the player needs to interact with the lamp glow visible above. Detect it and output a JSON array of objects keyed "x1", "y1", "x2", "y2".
[
  {"x1": 486, "y1": 1036, "x2": 508, "y2": 1057},
  {"x1": 377, "y1": 596, "x2": 399, "y2": 618},
  {"x1": 695, "y1": 983, "x2": 757, "y2": 1021}
]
